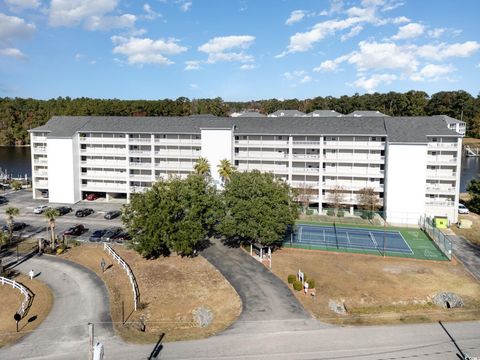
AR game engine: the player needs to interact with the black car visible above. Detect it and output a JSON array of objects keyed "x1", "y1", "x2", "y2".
[
  {"x1": 2, "y1": 222, "x2": 27, "y2": 232},
  {"x1": 89, "y1": 229, "x2": 107, "y2": 242},
  {"x1": 112, "y1": 231, "x2": 131, "y2": 243},
  {"x1": 101, "y1": 227, "x2": 123, "y2": 242},
  {"x1": 104, "y1": 210, "x2": 121, "y2": 220},
  {"x1": 0, "y1": 196, "x2": 8, "y2": 204},
  {"x1": 63, "y1": 224, "x2": 87, "y2": 236},
  {"x1": 56, "y1": 206, "x2": 73, "y2": 216},
  {"x1": 75, "y1": 208, "x2": 94, "y2": 217}
]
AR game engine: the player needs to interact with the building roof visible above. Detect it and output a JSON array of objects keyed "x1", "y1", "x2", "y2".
[
  {"x1": 231, "y1": 110, "x2": 266, "y2": 117},
  {"x1": 437, "y1": 115, "x2": 466, "y2": 125},
  {"x1": 305, "y1": 110, "x2": 343, "y2": 117},
  {"x1": 268, "y1": 110, "x2": 305, "y2": 117},
  {"x1": 345, "y1": 110, "x2": 389, "y2": 117},
  {"x1": 30, "y1": 115, "x2": 460, "y2": 143}
]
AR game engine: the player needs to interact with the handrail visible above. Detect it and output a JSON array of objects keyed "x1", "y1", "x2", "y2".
[
  {"x1": 103, "y1": 243, "x2": 140, "y2": 311},
  {"x1": 0, "y1": 277, "x2": 32, "y2": 318}
]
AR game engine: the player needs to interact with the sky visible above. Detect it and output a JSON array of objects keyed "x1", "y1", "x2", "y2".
[{"x1": 0, "y1": 0, "x2": 479, "y2": 101}]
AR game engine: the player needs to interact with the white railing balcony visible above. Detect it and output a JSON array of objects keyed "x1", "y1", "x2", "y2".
[
  {"x1": 34, "y1": 170, "x2": 49, "y2": 176},
  {"x1": 237, "y1": 166, "x2": 288, "y2": 173},
  {"x1": 427, "y1": 157, "x2": 457, "y2": 164},
  {"x1": 128, "y1": 138, "x2": 151, "y2": 143},
  {"x1": 155, "y1": 139, "x2": 201, "y2": 145},
  {"x1": 425, "y1": 186, "x2": 456, "y2": 194},
  {"x1": 33, "y1": 158, "x2": 48, "y2": 164},
  {"x1": 235, "y1": 152, "x2": 289, "y2": 159},
  {"x1": 33, "y1": 147, "x2": 47, "y2": 153},
  {"x1": 81, "y1": 148, "x2": 126, "y2": 155},
  {"x1": 81, "y1": 160, "x2": 127, "y2": 167},
  {"x1": 32, "y1": 136, "x2": 47, "y2": 141},
  {"x1": 129, "y1": 150, "x2": 152, "y2": 156},
  {"x1": 129, "y1": 186, "x2": 150, "y2": 193},
  {"x1": 323, "y1": 141, "x2": 385, "y2": 148},
  {"x1": 292, "y1": 154, "x2": 320, "y2": 159},
  {"x1": 82, "y1": 183, "x2": 127, "y2": 190},
  {"x1": 35, "y1": 181, "x2": 48, "y2": 187},
  {"x1": 292, "y1": 168, "x2": 320, "y2": 174},
  {"x1": 426, "y1": 171, "x2": 457, "y2": 179},
  {"x1": 81, "y1": 172, "x2": 127, "y2": 179},
  {"x1": 155, "y1": 163, "x2": 194, "y2": 170},
  {"x1": 427, "y1": 142, "x2": 458, "y2": 149},
  {"x1": 323, "y1": 182, "x2": 384, "y2": 191},
  {"x1": 292, "y1": 141, "x2": 321, "y2": 146},
  {"x1": 80, "y1": 137, "x2": 126, "y2": 144},
  {"x1": 129, "y1": 174, "x2": 153, "y2": 181},
  {"x1": 129, "y1": 162, "x2": 152, "y2": 168},
  {"x1": 290, "y1": 181, "x2": 320, "y2": 189},
  {"x1": 425, "y1": 200, "x2": 454, "y2": 207},
  {"x1": 235, "y1": 140, "x2": 289, "y2": 146},
  {"x1": 154, "y1": 151, "x2": 199, "y2": 158}
]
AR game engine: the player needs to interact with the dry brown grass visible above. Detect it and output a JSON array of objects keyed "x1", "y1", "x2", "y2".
[
  {"x1": 463, "y1": 137, "x2": 480, "y2": 146},
  {"x1": 60, "y1": 244, "x2": 241, "y2": 343},
  {"x1": 271, "y1": 248, "x2": 480, "y2": 325},
  {"x1": 0, "y1": 273, "x2": 53, "y2": 348},
  {"x1": 454, "y1": 213, "x2": 480, "y2": 246}
]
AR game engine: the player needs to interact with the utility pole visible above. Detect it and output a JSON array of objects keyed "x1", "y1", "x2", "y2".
[{"x1": 88, "y1": 322, "x2": 94, "y2": 360}]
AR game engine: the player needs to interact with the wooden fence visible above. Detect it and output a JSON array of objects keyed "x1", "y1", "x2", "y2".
[{"x1": 0, "y1": 277, "x2": 32, "y2": 318}]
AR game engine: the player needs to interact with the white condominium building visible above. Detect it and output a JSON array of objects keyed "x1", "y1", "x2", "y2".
[{"x1": 29, "y1": 114, "x2": 464, "y2": 224}]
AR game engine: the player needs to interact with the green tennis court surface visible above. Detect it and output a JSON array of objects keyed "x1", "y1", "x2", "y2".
[{"x1": 284, "y1": 221, "x2": 449, "y2": 261}]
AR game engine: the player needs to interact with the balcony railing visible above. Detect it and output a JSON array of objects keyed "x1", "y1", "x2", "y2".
[
  {"x1": 34, "y1": 171, "x2": 48, "y2": 176},
  {"x1": 235, "y1": 140, "x2": 289, "y2": 146},
  {"x1": 425, "y1": 200, "x2": 454, "y2": 207},
  {"x1": 81, "y1": 172, "x2": 127, "y2": 179},
  {"x1": 129, "y1": 162, "x2": 152, "y2": 168},
  {"x1": 235, "y1": 153, "x2": 289, "y2": 159},
  {"x1": 427, "y1": 157, "x2": 457, "y2": 164},
  {"x1": 80, "y1": 148, "x2": 126, "y2": 155},
  {"x1": 427, "y1": 142, "x2": 457, "y2": 149},
  {"x1": 129, "y1": 174, "x2": 153, "y2": 181},
  {"x1": 291, "y1": 154, "x2": 320, "y2": 159},
  {"x1": 425, "y1": 186, "x2": 456, "y2": 193},
  {"x1": 292, "y1": 141, "x2": 321, "y2": 146},
  {"x1": 81, "y1": 183, "x2": 127, "y2": 190},
  {"x1": 80, "y1": 161, "x2": 127, "y2": 167},
  {"x1": 129, "y1": 186, "x2": 150, "y2": 193},
  {"x1": 33, "y1": 159, "x2": 48, "y2": 164},
  {"x1": 291, "y1": 168, "x2": 320, "y2": 174},
  {"x1": 323, "y1": 141, "x2": 385, "y2": 148},
  {"x1": 34, "y1": 181, "x2": 48, "y2": 187},
  {"x1": 426, "y1": 171, "x2": 457, "y2": 178},
  {"x1": 129, "y1": 150, "x2": 152, "y2": 155},
  {"x1": 154, "y1": 139, "x2": 201, "y2": 145},
  {"x1": 154, "y1": 151, "x2": 200, "y2": 158},
  {"x1": 80, "y1": 137, "x2": 126, "y2": 143},
  {"x1": 33, "y1": 147, "x2": 47, "y2": 153},
  {"x1": 128, "y1": 138, "x2": 151, "y2": 143},
  {"x1": 32, "y1": 136, "x2": 47, "y2": 142}
]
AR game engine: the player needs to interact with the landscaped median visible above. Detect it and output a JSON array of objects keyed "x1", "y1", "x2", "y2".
[
  {"x1": 60, "y1": 243, "x2": 242, "y2": 343},
  {"x1": 271, "y1": 247, "x2": 480, "y2": 325},
  {"x1": 0, "y1": 273, "x2": 53, "y2": 348}
]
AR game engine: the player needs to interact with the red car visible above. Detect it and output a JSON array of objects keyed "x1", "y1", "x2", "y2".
[{"x1": 86, "y1": 193, "x2": 98, "y2": 201}]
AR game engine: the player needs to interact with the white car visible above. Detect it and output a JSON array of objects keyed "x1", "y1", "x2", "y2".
[
  {"x1": 458, "y1": 203, "x2": 470, "y2": 214},
  {"x1": 34, "y1": 205, "x2": 50, "y2": 214}
]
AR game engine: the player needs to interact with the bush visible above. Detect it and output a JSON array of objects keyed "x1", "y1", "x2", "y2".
[
  {"x1": 326, "y1": 209, "x2": 335, "y2": 216},
  {"x1": 337, "y1": 210, "x2": 345, "y2": 217},
  {"x1": 305, "y1": 209, "x2": 314, "y2": 215},
  {"x1": 287, "y1": 274, "x2": 296, "y2": 284},
  {"x1": 307, "y1": 279, "x2": 315, "y2": 289},
  {"x1": 10, "y1": 180, "x2": 22, "y2": 191},
  {"x1": 292, "y1": 280, "x2": 303, "y2": 291}
]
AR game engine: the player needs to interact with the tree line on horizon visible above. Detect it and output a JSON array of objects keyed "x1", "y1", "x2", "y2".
[{"x1": 1, "y1": 89, "x2": 479, "y2": 146}]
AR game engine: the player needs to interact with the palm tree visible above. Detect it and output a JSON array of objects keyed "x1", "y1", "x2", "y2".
[
  {"x1": 5, "y1": 207, "x2": 19, "y2": 243},
  {"x1": 44, "y1": 208, "x2": 60, "y2": 250},
  {"x1": 217, "y1": 159, "x2": 236, "y2": 185},
  {"x1": 194, "y1": 157, "x2": 210, "y2": 177}
]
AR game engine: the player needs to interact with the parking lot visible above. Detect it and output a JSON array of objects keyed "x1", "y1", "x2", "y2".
[{"x1": 0, "y1": 189, "x2": 124, "y2": 242}]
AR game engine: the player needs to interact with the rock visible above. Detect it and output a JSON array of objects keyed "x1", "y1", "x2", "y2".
[
  {"x1": 432, "y1": 292, "x2": 464, "y2": 309},
  {"x1": 329, "y1": 299, "x2": 347, "y2": 315}
]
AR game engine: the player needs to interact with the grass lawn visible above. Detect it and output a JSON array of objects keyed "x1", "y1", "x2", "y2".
[
  {"x1": 271, "y1": 248, "x2": 480, "y2": 325},
  {"x1": 293, "y1": 219, "x2": 448, "y2": 261},
  {"x1": 0, "y1": 273, "x2": 53, "y2": 348},
  {"x1": 454, "y1": 213, "x2": 480, "y2": 246},
  {"x1": 60, "y1": 243, "x2": 241, "y2": 343}
]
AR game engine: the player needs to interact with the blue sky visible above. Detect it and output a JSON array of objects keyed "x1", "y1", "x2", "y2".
[{"x1": 0, "y1": 0, "x2": 479, "y2": 101}]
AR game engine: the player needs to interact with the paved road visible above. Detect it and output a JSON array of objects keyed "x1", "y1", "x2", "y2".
[
  {"x1": 201, "y1": 238, "x2": 325, "y2": 334},
  {"x1": 448, "y1": 234, "x2": 480, "y2": 281}
]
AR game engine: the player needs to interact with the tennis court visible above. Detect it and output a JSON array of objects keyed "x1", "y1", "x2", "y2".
[{"x1": 290, "y1": 224, "x2": 413, "y2": 254}]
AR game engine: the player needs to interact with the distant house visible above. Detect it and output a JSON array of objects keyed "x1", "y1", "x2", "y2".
[
  {"x1": 305, "y1": 110, "x2": 343, "y2": 117},
  {"x1": 438, "y1": 115, "x2": 466, "y2": 136},
  {"x1": 268, "y1": 110, "x2": 305, "y2": 117},
  {"x1": 345, "y1": 110, "x2": 388, "y2": 117},
  {"x1": 230, "y1": 110, "x2": 266, "y2": 117}
]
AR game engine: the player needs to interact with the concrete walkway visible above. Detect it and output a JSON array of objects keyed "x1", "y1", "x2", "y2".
[
  {"x1": 448, "y1": 234, "x2": 480, "y2": 281},
  {"x1": 201, "y1": 238, "x2": 327, "y2": 334}
]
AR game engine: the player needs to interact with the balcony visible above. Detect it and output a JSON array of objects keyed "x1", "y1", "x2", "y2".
[
  {"x1": 292, "y1": 141, "x2": 321, "y2": 146},
  {"x1": 426, "y1": 171, "x2": 457, "y2": 179},
  {"x1": 290, "y1": 181, "x2": 320, "y2": 189},
  {"x1": 425, "y1": 200, "x2": 454, "y2": 207},
  {"x1": 235, "y1": 140, "x2": 289, "y2": 147},
  {"x1": 129, "y1": 186, "x2": 150, "y2": 193},
  {"x1": 235, "y1": 152, "x2": 289, "y2": 160},
  {"x1": 34, "y1": 170, "x2": 48, "y2": 176},
  {"x1": 154, "y1": 150, "x2": 200, "y2": 158},
  {"x1": 324, "y1": 155, "x2": 385, "y2": 163},
  {"x1": 323, "y1": 141, "x2": 385, "y2": 149},
  {"x1": 129, "y1": 162, "x2": 152, "y2": 169},
  {"x1": 81, "y1": 182, "x2": 127, "y2": 190},
  {"x1": 155, "y1": 138, "x2": 201, "y2": 145},
  {"x1": 80, "y1": 148, "x2": 126, "y2": 155},
  {"x1": 80, "y1": 137, "x2": 126, "y2": 144},
  {"x1": 34, "y1": 181, "x2": 48, "y2": 188},
  {"x1": 427, "y1": 142, "x2": 458, "y2": 149},
  {"x1": 427, "y1": 156, "x2": 457, "y2": 165},
  {"x1": 237, "y1": 165, "x2": 288, "y2": 173},
  {"x1": 129, "y1": 174, "x2": 153, "y2": 181},
  {"x1": 128, "y1": 138, "x2": 151, "y2": 144},
  {"x1": 323, "y1": 182, "x2": 384, "y2": 191},
  {"x1": 291, "y1": 154, "x2": 320, "y2": 160},
  {"x1": 80, "y1": 160, "x2": 127, "y2": 168},
  {"x1": 291, "y1": 168, "x2": 320, "y2": 174},
  {"x1": 425, "y1": 186, "x2": 456, "y2": 194},
  {"x1": 33, "y1": 158, "x2": 48, "y2": 165},
  {"x1": 33, "y1": 147, "x2": 47, "y2": 153},
  {"x1": 32, "y1": 135, "x2": 47, "y2": 142},
  {"x1": 323, "y1": 168, "x2": 384, "y2": 177},
  {"x1": 81, "y1": 172, "x2": 127, "y2": 180},
  {"x1": 155, "y1": 163, "x2": 195, "y2": 170}
]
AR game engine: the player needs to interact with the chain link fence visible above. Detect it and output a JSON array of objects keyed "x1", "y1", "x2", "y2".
[{"x1": 418, "y1": 216, "x2": 453, "y2": 260}]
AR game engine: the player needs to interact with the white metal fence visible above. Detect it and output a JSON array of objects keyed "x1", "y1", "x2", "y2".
[
  {"x1": 0, "y1": 277, "x2": 32, "y2": 317},
  {"x1": 103, "y1": 243, "x2": 140, "y2": 310}
]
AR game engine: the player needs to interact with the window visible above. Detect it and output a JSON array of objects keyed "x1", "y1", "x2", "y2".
[
  {"x1": 371, "y1": 137, "x2": 377, "y2": 141},
  {"x1": 235, "y1": 136, "x2": 239, "y2": 140},
  {"x1": 431, "y1": 137, "x2": 438, "y2": 142},
  {"x1": 235, "y1": 148, "x2": 239, "y2": 153},
  {"x1": 234, "y1": 160, "x2": 239, "y2": 166}
]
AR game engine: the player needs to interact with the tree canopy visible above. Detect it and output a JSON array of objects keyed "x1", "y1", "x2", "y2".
[
  {"x1": 122, "y1": 175, "x2": 222, "y2": 258},
  {"x1": 466, "y1": 179, "x2": 480, "y2": 214},
  {"x1": 217, "y1": 170, "x2": 299, "y2": 246}
]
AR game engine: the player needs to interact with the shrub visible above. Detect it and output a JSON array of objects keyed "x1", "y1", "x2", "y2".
[
  {"x1": 307, "y1": 279, "x2": 315, "y2": 289},
  {"x1": 326, "y1": 209, "x2": 335, "y2": 216},
  {"x1": 292, "y1": 280, "x2": 302, "y2": 291},
  {"x1": 303, "y1": 273, "x2": 308, "y2": 282},
  {"x1": 10, "y1": 180, "x2": 22, "y2": 191},
  {"x1": 306, "y1": 209, "x2": 314, "y2": 215},
  {"x1": 287, "y1": 274, "x2": 296, "y2": 284},
  {"x1": 337, "y1": 210, "x2": 345, "y2": 217}
]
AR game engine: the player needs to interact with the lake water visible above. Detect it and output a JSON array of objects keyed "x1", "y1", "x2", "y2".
[{"x1": 0, "y1": 146, "x2": 479, "y2": 191}]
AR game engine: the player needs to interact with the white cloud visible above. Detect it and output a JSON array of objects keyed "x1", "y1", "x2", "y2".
[
  {"x1": 392, "y1": 22, "x2": 424, "y2": 40},
  {"x1": 319, "y1": 0, "x2": 344, "y2": 16},
  {"x1": 353, "y1": 73, "x2": 396, "y2": 92},
  {"x1": 189, "y1": 83, "x2": 198, "y2": 89},
  {"x1": 0, "y1": 13, "x2": 36, "y2": 41},
  {"x1": 199, "y1": 35, "x2": 255, "y2": 64},
  {"x1": 5, "y1": 0, "x2": 40, "y2": 11},
  {"x1": 184, "y1": 60, "x2": 200, "y2": 70},
  {"x1": 417, "y1": 41, "x2": 480, "y2": 61},
  {"x1": 428, "y1": 27, "x2": 445, "y2": 38},
  {"x1": 0, "y1": 47, "x2": 27, "y2": 59},
  {"x1": 477, "y1": 63, "x2": 480, "y2": 69},
  {"x1": 410, "y1": 63, "x2": 455, "y2": 81},
  {"x1": 313, "y1": 58, "x2": 343, "y2": 72},
  {"x1": 392, "y1": 16, "x2": 409, "y2": 24},
  {"x1": 74, "y1": 53, "x2": 84, "y2": 61},
  {"x1": 240, "y1": 64, "x2": 255, "y2": 70},
  {"x1": 48, "y1": 0, "x2": 136, "y2": 30},
  {"x1": 283, "y1": 70, "x2": 312, "y2": 85},
  {"x1": 177, "y1": 0, "x2": 192, "y2": 12},
  {"x1": 341, "y1": 25, "x2": 363, "y2": 41},
  {"x1": 286, "y1": 10, "x2": 306, "y2": 26},
  {"x1": 112, "y1": 36, "x2": 187, "y2": 66},
  {"x1": 143, "y1": 3, "x2": 161, "y2": 20},
  {"x1": 300, "y1": 75, "x2": 312, "y2": 83}
]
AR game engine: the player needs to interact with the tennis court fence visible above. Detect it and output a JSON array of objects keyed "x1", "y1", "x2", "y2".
[{"x1": 418, "y1": 216, "x2": 452, "y2": 260}]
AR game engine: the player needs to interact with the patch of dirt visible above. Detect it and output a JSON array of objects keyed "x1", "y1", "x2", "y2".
[
  {"x1": 271, "y1": 248, "x2": 480, "y2": 325},
  {"x1": 60, "y1": 244, "x2": 241, "y2": 343},
  {"x1": 453, "y1": 213, "x2": 480, "y2": 246},
  {"x1": 0, "y1": 273, "x2": 54, "y2": 348}
]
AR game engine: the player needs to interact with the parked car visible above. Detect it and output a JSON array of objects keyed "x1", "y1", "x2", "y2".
[
  {"x1": 101, "y1": 227, "x2": 123, "y2": 242},
  {"x1": 3, "y1": 222, "x2": 27, "y2": 232},
  {"x1": 104, "y1": 210, "x2": 121, "y2": 220},
  {"x1": 458, "y1": 203, "x2": 470, "y2": 214},
  {"x1": 112, "y1": 231, "x2": 131, "y2": 243},
  {"x1": 89, "y1": 229, "x2": 107, "y2": 242},
  {"x1": 0, "y1": 196, "x2": 8, "y2": 204},
  {"x1": 63, "y1": 224, "x2": 87, "y2": 236},
  {"x1": 41, "y1": 191, "x2": 49, "y2": 199},
  {"x1": 86, "y1": 193, "x2": 98, "y2": 201},
  {"x1": 75, "y1": 208, "x2": 94, "y2": 217},
  {"x1": 34, "y1": 205, "x2": 50, "y2": 214},
  {"x1": 56, "y1": 206, "x2": 72, "y2": 216}
]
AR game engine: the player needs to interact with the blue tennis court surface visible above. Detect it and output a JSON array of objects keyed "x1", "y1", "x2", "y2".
[{"x1": 290, "y1": 224, "x2": 413, "y2": 254}]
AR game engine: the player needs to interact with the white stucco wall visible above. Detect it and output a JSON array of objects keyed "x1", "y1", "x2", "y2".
[
  {"x1": 47, "y1": 138, "x2": 80, "y2": 204},
  {"x1": 385, "y1": 144, "x2": 427, "y2": 225},
  {"x1": 201, "y1": 129, "x2": 233, "y2": 185}
]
